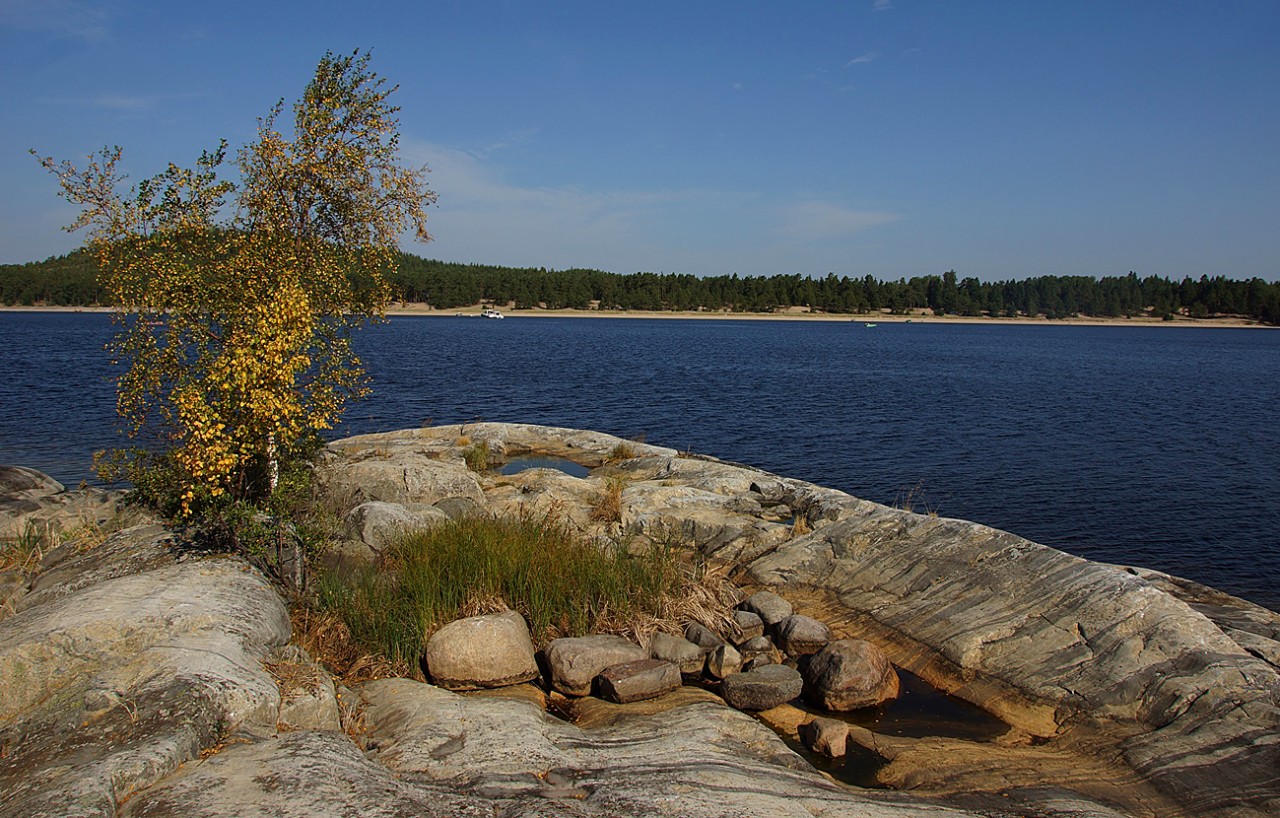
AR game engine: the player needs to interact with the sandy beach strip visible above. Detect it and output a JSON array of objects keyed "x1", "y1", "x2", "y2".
[{"x1": 0, "y1": 303, "x2": 1271, "y2": 328}]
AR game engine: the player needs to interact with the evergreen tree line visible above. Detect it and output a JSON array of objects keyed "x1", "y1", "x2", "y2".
[{"x1": 5, "y1": 248, "x2": 1279, "y2": 325}]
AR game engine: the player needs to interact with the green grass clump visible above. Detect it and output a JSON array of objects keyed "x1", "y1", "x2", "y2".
[
  {"x1": 314, "y1": 515, "x2": 681, "y2": 666},
  {"x1": 463, "y1": 441, "x2": 491, "y2": 472}
]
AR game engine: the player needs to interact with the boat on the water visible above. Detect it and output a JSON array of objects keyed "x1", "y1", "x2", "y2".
[
  {"x1": 864, "y1": 322, "x2": 878, "y2": 328},
  {"x1": 480, "y1": 309, "x2": 505, "y2": 319}
]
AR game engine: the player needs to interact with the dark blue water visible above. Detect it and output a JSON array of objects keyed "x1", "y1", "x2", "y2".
[{"x1": 2, "y1": 312, "x2": 1277, "y2": 611}]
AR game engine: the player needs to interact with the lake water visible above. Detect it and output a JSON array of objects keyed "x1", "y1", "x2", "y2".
[{"x1": 2, "y1": 311, "x2": 1277, "y2": 611}]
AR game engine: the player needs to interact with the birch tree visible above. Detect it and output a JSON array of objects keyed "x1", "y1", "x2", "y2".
[{"x1": 37, "y1": 50, "x2": 434, "y2": 515}]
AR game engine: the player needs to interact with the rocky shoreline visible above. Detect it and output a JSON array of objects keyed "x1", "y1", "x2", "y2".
[{"x1": 2, "y1": 423, "x2": 1277, "y2": 817}]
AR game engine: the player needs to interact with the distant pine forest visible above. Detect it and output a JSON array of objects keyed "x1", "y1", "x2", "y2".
[{"x1": 3, "y1": 249, "x2": 1278, "y2": 324}]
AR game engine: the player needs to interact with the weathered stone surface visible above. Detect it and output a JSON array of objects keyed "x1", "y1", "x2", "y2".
[
  {"x1": 350, "y1": 677, "x2": 982, "y2": 818},
  {"x1": 799, "y1": 717, "x2": 849, "y2": 757},
  {"x1": 721, "y1": 664, "x2": 803, "y2": 711},
  {"x1": 747, "y1": 502, "x2": 1280, "y2": 817},
  {"x1": 596, "y1": 658, "x2": 681, "y2": 703},
  {"x1": 425, "y1": 611, "x2": 539, "y2": 691},
  {"x1": 648, "y1": 631, "x2": 705, "y2": 677},
  {"x1": 733, "y1": 609, "x2": 765, "y2": 642},
  {"x1": 802, "y1": 638, "x2": 900, "y2": 711},
  {"x1": 343, "y1": 500, "x2": 449, "y2": 548},
  {"x1": 0, "y1": 524, "x2": 289, "y2": 818},
  {"x1": 315, "y1": 446, "x2": 485, "y2": 511},
  {"x1": 772, "y1": 614, "x2": 832, "y2": 656},
  {"x1": 741, "y1": 590, "x2": 793, "y2": 626},
  {"x1": 0, "y1": 465, "x2": 132, "y2": 542},
  {"x1": 544, "y1": 634, "x2": 646, "y2": 697},
  {"x1": 705, "y1": 642, "x2": 743, "y2": 680}
]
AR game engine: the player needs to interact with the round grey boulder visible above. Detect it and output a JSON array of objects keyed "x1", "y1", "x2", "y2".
[
  {"x1": 720, "y1": 664, "x2": 803, "y2": 711},
  {"x1": 740, "y1": 590, "x2": 792, "y2": 626},
  {"x1": 544, "y1": 634, "x2": 647, "y2": 697},
  {"x1": 424, "y1": 611, "x2": 539, "y2": 691},
  {"x1": 802, "y1": 639, "x2": 900, "y2": 711},
  {"x1": 772, "y1": 614, "x2": 832, "y2": 656}
]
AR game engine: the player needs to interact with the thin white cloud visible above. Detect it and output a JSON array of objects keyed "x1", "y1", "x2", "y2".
[
  {"x1": 845, "y1": 51, "x2": 880, "y2": 67},
  {"x1": 0, "y1": 0, "x2": 109, "y2": 41},
  {"x1": 43, "y1": 91, "x2": 206, "y2": 112},
  {"x1": 874, "y1": 0, "x2": 893, "y2": 11},
  {"x1": 399, "y1": 138, "x2": 900, "y2": 275},
  {"x1": 774, "y1": 200, "x2": 901, "y2": 241}
]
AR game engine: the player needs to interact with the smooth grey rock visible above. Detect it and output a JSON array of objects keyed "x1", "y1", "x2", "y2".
[
  {"x1": 799, "y1": 717, "x2": 850, "y2": 757},
  {"x1": 683, "y1": 621, "x2": 726, "y2": 651},
  {"x1": 315, "y1": 448, "x2": 485, "y2": 513},
  {"x1": 648, "y1": 631, "x2": 706, "y2": 678},
  {"x1": 733, "y1": 609, "x2": 765, "y2": 642},
  {"x1": 0, "y1": 524, "x2": 289, "y2": 818},
  {"x1": 741, "y1": 590, "x2": 793, "y2": 626},
  {"x1": 721, "y1": 664, "x2": 803, "y2": 711},
  {"x1": 425, "y1": 611, "x2": 539, "y2": 691},
  {"x1": 347, "y1": 677, "x2": 984, "y2": 818},
  {"x1": 432, "y1": 495, "x2": 483, "y2": 520},
  {"x1": 343, "y1": 500, "x2": 449, "y2": 548},
  {"x1": 544, "y1": 634, "x2": 646, "y2": 697},
  {"x1": 706, "y1": 642, "x2": 744, "y2": 680},
  {"x1": 0, "y1": 465, "x2": 129, "y2": 541},
  {"x1": 802, "y1": 639, "x2": 900, "y2": 711},
  {"x1": 596, "y1": 658, "x2": 681, "y2": 703},
  {"x1": 772, "y1": 614, "x2": 832, "y2": 656}
]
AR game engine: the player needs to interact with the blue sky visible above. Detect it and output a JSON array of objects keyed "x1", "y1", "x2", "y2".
[{"x1": 2, "y1": 1, "x2": 1277, "y2": 280}]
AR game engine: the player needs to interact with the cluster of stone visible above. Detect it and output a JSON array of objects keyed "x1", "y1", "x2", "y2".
[{"x1": 420, "y1": 589, "x2": 899, "y2": 721}]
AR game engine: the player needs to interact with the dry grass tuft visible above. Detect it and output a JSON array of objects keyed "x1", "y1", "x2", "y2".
[
  {"x1": 605, "y1": 442, "x2": 638, "y2": 463},
  {"x1": 589, "y1": 476, "x2": 627, "y2": 523},
  {"x1": 290, "y1": 606, "x2": 417, "y2": 684}
]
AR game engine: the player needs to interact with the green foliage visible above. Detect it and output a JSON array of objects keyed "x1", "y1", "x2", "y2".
[
  {"x1": 35, "y1": 50, "x2": 434, "y2": 516},
  {"x1": 7, "y1": 247, "x2": 1279, "y2": 325},
  {"x1": 314, "y1": 516, "x2": 682, "y2": 664},
  {"x1": 462, "y1": 440, "x2": 491, "y2": 472}
]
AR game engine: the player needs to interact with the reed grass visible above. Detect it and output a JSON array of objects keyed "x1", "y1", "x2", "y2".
[
  {"x1": 313, "y1": 515, "x2": 684, "y2": 666},
  {"x1": 463, "y1": 441, "x2": 491, "y2": 472}
]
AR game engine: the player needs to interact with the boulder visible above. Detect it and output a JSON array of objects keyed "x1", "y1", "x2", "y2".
[
  {"x1": 648, "y1": 632, "x2": 706, "y2": 678},
  {"x1": 544, "y1": 634, "x2": 646, "y2": 697},
  {"x1": 316, "y1": 450, "x2": 485, "y2": 511},
  {"x1": 343, "y1": 500, "x2": 449, "y2": 548},
  {"x1": 683, "y1": 621, "x2": 726, "y2": 651},
  {"x1": 771, "y1": 614, "x2": 832, "y2": 656},
  {"x1": 802, "y1": 639, "x2": 899, "y2": 711},
  {"x1": 595, "y1": 658, "x2": 682, "y2": 703},
  {"x1": 799, "y1": 717, "x2": 850, "y2": 758},
  {"x1": 732, "y1": 609, "x2": 765, "y2": 643},
  {"x1": 425, "y1": 611, "x2": 539, "y2": 691},
  {"x1": 740, "y1": 590, "x2": 792, "y2": 626},
  {"x1": 720, "y1": 664, "x2": 803, "y2": 711},
  {"x1": 705, "y1": 642, "x2": 743, "y2": 680},
  {"x1": 738, "y1": 635, "x2": 779, "y2": 668}
]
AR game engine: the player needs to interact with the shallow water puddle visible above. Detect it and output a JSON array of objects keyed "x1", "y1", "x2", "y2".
[
  {"x1": 770, "y1": 669, "x2": 1009, "y2": 787},
  {"x1": 498, "y1": 456, "x2": 592, "y2": 478}
]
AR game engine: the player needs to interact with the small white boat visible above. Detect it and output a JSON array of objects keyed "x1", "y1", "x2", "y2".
[
  {"x1": 480, "y1": 308, "x2": 505, "y2": 319},
  {"x1": 864, "y1": 322, "x2": 878, "y2": 328}
]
